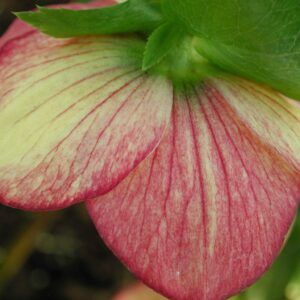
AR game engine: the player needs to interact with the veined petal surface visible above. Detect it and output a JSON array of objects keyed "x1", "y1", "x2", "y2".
[
  {"x1": 87, "y1": 79, "x2": 300, "y2": 300},
  {"x1": 212, "y1": 77, "x2": 300, "y2": 172},
  {"x1": 0, "y1": 26, "x2": 172, "y2": 210}
]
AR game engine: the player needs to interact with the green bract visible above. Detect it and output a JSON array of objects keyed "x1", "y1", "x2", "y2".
[
  {"x1": 16, "y1": 0, "x2": 300, "y2": 101},
  {"x1": 163, "y1": 0, "x2": 300, "y2": 100},
  {"x1": 142, "y1": 22, "x2": 184, "y2": 70},
  {"x1": 16, "y1": 0, "x2": 163, "y2": 37}
]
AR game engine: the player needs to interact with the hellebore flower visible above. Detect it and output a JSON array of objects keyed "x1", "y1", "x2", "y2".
[{"x1": 1, "y1": 1, "x2": 300, "y2": 299}]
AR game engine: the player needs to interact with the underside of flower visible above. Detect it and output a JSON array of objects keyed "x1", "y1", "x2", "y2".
[
  {"x1": 1, "y1": 1, "x2": 300, "y2": 300},
  {"x1": 87, "y1": 79, "x2": 300, "y2": 300}
]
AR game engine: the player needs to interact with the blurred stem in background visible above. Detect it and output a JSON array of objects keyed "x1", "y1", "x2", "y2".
[{"x1": 0, "y1": 212, "x2": 61, "y2": 296}]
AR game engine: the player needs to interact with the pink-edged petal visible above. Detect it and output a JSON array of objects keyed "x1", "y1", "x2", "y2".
[
  {"x1": 213, "y1": 77, "x2": 300, "y2": 172},
  {"x1": 0, "y1": 20, "x2": 33, "y2": 50},
  {"x1": 113, "y1": 283, "x2": 167, "y2": 300},
  {"x1": 87, "y1": 79, "x2": 300, "y2": 300},
  {"x1": 0, "y1": 26, "x2": 172, "y2": 210}
]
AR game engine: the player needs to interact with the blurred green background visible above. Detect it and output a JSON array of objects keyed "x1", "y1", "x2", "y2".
[{"x1": 1, "y1": 1, "x2": 300, "y2": 299}]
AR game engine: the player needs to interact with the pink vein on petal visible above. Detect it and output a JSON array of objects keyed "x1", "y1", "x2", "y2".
[
  {"x1": 0, "y1": 18, "x2": 173, "y2": 210},
  {"x1": 87, "y1": 79, "x2": 300, "y2": 300}
]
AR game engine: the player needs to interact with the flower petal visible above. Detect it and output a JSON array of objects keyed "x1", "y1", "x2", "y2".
[
  {"x1": 0, "y1": 28, "x2": 172, "y2": 210},
  {"x1": 212, "y1": 77, "x2": 300, "y2": 172},
  {"x1": 87, "y1": 79, "x2": 300, "y2": 300}
]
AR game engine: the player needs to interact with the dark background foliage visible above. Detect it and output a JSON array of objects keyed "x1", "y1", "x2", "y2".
[{"x1": 0, "y1": 205, "x2": 133, "y2": 300}]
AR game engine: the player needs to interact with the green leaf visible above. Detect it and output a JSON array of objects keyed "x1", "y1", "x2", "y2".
[
  {"x1": 142, "y1": 22, "x2": 184, "y2": 70},
  {"x1": 163, "y1": 0, "x2": 300, "y2": 100},
  {"x1": 16, "y1": 0, "x2": 164, "y2": 38}
]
